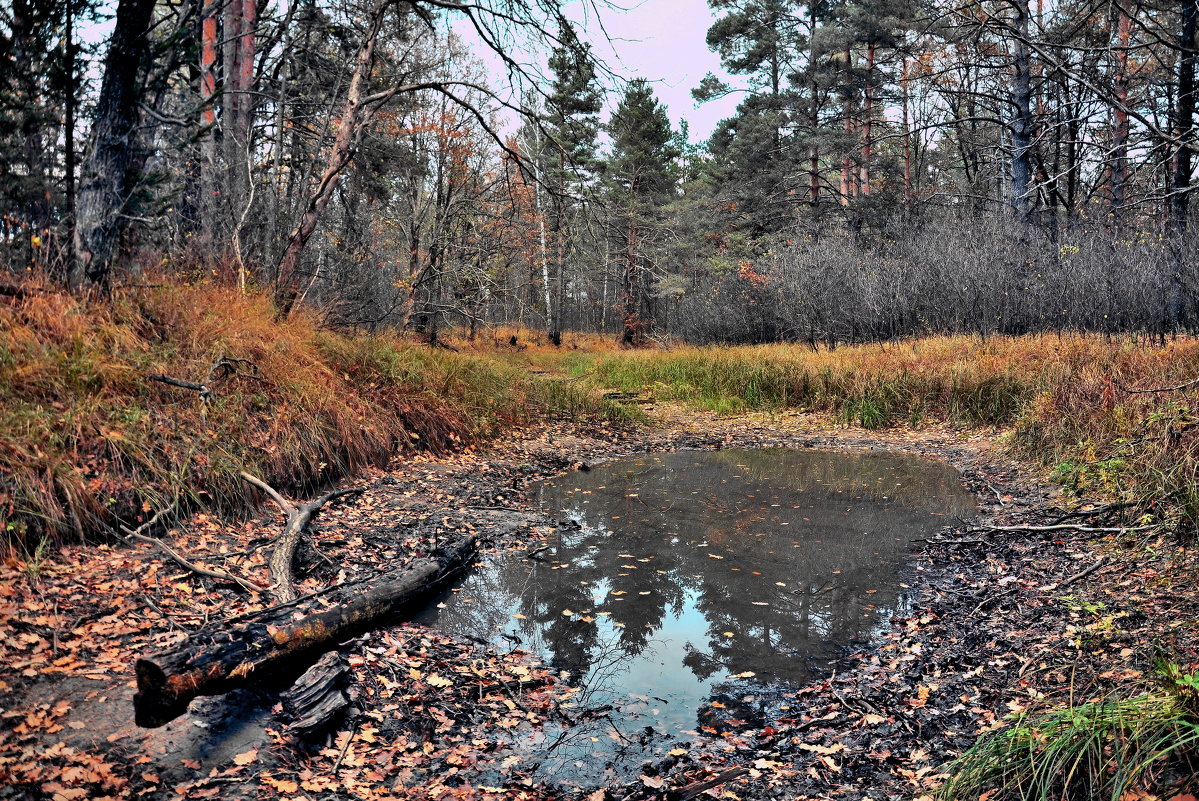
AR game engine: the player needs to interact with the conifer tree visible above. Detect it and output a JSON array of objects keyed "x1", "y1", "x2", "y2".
[
  {"x1": 543, "y1": 20, "x2": 601, "y2": 344},
  {"x1": 606, "y1": 79, "x2": 678, "y2": 346}
]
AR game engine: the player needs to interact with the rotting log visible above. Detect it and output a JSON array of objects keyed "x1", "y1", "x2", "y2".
[
  {"x1": 282, "y1": 651, "x2": 352, "y2": 737},
  {"x1": 134, "y1": 535, "x2": 476, "y2": 728}
]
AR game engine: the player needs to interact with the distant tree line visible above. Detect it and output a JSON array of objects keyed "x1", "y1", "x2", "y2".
[{"x1": 1, "y1": 0, "x2": 1197, "y2": 344}]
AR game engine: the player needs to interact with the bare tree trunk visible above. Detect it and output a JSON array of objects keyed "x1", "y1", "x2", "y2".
[
  {"x1": 71, "y1": 0, "x2": 157, "y2": 290},
  {"x1": 901, "y1": 58, "x2": 913, "y2": 205},
  {"x1": 1111, "y1": 7, "x2": 1132, "y2": 220},
  {"x1": 1170, "y1": 0, "x2": 1197, "y2": 233},
  {"x1": 221, "y1": 0, "x2": 244, "y2": 222},
  {"x1": 1009, "y1": 0, "x2": 1035, "y2": 222},
  {"x1": 275, "y1": 0, "x2": 388, "y2": 314},
  {"x1": 840, "y1": 49, "x2": 854, "y2": 205},
  {"x1": 62, "y1": 0, "x2": 79, "y2": 279},
  {"x1": 621, "y1": 219, "x2": 640, "y2": 347}
]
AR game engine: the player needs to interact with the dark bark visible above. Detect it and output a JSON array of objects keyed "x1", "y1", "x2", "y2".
[
  {"x1": 1171, "y1": 0, "x2": 1198, "y2": 232},
  {"x1": 1009, "y1": 0, "x2": 1035, "y2": 222},
  {"x1": 63, "y1": 0, "x2": 78, "y2": 266},
  {"x1": 134, "y1": 534, "x2": 477, "y2": 728},
  {"x1": 281, "y1": 651, "x2": 351, "y2": 737},
  {"x1": 70, "y1": 0, "x2": 157, "y2": 289}
]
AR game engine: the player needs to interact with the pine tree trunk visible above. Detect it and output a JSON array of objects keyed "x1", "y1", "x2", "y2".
[
  {"x1": 70, "y1": 0, "x2": 157, "y2": 290},
  {"x1": 859, "y1": 42, "x2": 876, "y2": 196},
  {"x1": 199, "y1": 0, "x2": 219, "y2": 251},
  {"x1": 621, "y1": 219, "x2": 640, "y2": 347}
]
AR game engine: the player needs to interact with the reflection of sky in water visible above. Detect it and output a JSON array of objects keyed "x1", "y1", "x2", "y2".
[{"x1": 414, "y1": 448, "x2": 977, "y2": 781}]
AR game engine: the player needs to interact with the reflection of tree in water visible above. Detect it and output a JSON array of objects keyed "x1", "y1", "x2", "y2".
[
  {"x1": 533, "y1": 449, "x2": 974, "y2": 686},
  {"x1": 421, "y1": 448, "x2": 976, "y2": 759}
]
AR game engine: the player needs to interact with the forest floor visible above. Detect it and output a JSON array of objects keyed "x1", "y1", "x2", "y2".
[{"x1": 1, "y1": 403, "x2": 1197, "y2": 801}]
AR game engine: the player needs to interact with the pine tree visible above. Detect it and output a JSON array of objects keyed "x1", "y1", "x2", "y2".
[
  {"x1": 606, "y1": 79, "x2": 679, "y2": 346},
  {"x1": 543, "y1": 19, "x2": 601, "y2": 345}
]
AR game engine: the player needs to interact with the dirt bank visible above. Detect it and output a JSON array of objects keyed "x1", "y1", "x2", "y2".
[{"x1": 1, "y1": 407, "x2": 1194, "y2": 800}]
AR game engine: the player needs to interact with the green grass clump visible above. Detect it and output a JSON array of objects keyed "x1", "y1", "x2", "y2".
[{"x1": 938, "y1": 670, "x2": 1199, "y2": 801}]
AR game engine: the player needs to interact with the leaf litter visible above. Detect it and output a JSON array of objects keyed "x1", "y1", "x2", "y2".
[{"x1": 0, "y1": 408, "x2": 1196, "y2": 799}]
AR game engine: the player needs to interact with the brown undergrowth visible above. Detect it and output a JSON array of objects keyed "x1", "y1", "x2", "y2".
[{"x1": 0, "y1": 278, "x2": 630, "y2": 554}]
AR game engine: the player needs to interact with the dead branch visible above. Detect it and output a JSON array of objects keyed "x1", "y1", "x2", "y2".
[
  {"x1": 207, "y1": 354, "x2": 263, "y2": 385},
  {"x1": 147, "y1": 373, "x2": 212, "y2": 402},
  {"x1": 117, "y1": 503, "x2": 265, "y2": 595},
  {"x1": 239, "y1": 471, "x2": 363, "y2": 603},
  {"x1": 1116, "y1": 376, "x2": 1199, "y2": 395},
  {"x1": 668, "y1": 766, "x2": 752, "y2": 801},
  {"x1": 971, "y1": 522, "x2": 1156, "y2": 534},
  {"x1": 1046, "y1": 557, "x2": 1111, "y2": 592}
]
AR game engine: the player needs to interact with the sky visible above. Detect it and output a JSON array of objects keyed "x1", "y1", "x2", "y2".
[
  {"x1": 82, "y1": 0, "x2": 740, "y2": 144},
  {"x1": 449, "y1": 0, "x2": 742, "y2": 144},
  {"x1": 575, "y1": 0, "x2": 742, "y2": 142}
]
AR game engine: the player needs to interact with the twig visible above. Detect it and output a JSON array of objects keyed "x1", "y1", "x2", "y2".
[
  {"x1": 668, "y1": 766, "x2": 752, "y2": 801},
  {"x1": 1046, "y1": 557, "x2": 1111, "y2": 592},
  {"x1": 971, "y1": 523, "x2": 1156, "y2": 534},
  {"x1": 331, "y1": 723, "x2": 359, "y2": 773},
  {"x1": 1116, "y1": 376, "x2": 1199, "y2": 395},
  {"x1": 120, "y1": 525, "x2": 265, "y2": 594}
]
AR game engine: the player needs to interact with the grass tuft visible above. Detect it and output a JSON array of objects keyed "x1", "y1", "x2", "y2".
[{"x1": 937, "y1": 670, "x2": 1199, "y2": 801}]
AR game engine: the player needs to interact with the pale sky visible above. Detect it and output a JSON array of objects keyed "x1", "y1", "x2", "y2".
[
  {"x1": 451, "y1": 0, "x2": 742, "y2": 143},
  {"x1": 576, "y1": 0, "x2": 742, "y2": 142}
]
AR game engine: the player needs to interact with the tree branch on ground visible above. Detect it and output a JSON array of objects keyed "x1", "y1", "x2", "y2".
[
  {"x1": 117, "y1": 503, "x2": 266, "y2": 595},
  {"x1": 239, "y1": 471, "x2": 364, "y2": 603}
]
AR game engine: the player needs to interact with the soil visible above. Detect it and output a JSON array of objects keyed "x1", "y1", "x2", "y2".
[{"x1": 2, "y1": 404, "x2": 1196, "y2": 800}]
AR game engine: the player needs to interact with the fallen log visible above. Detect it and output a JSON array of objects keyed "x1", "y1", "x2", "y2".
[
  {"x1": 134, "y1": 534, "x2": 476, "y2": 728},
  {"x1": 282, "y1": 651, "x2": 352, "y2": 737}
]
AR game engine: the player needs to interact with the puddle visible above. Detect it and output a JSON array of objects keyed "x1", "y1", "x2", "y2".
[{"x1": 415, "y1": 448, "x2": 977, "y2": 783}]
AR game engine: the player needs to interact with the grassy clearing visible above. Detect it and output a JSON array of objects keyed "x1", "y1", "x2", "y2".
[
  {"x1": 0, "y1": 283, "x2": 631, "y2": 554},
  {"x1": 511, "y1": 336, "x2": 1199, "y2": 530}
]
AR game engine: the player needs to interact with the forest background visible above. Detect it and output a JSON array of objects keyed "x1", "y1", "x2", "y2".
[{"x1": 5, "y1": 0, "x2": 1199, "y2": 348}]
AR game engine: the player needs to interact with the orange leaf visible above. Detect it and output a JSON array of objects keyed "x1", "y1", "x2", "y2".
[{"x1": 233, "y1": 748, "x2": 258, "y2": 766}]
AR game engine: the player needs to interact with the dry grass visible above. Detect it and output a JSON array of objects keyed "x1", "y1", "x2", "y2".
[
  {"x1": 518, "y1": 334, "x2": 1199, "y2": 530},
  {"x1": 0, "y1": 282, "x2": 630, "y2": 554}
]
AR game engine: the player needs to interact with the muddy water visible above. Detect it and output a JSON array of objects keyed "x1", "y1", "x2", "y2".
[{"x1": 416, "y1": 448, "x2": 977, "y2": 781}]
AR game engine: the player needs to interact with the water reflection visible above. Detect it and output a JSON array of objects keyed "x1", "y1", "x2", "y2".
[{"x1": 415, "y1": 448, "x2": 976, "y2": 778}]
